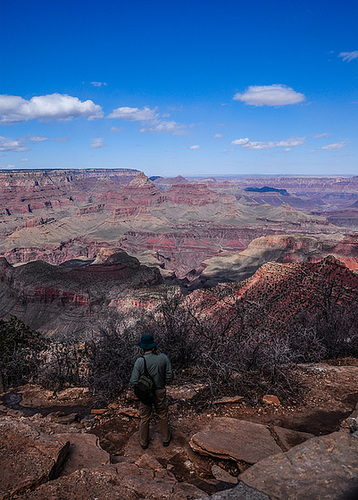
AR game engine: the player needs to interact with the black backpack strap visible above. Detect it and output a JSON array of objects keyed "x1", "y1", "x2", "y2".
[
  {"x1": 141, "y1": 356, "x2": 155, "y2": 389},
  {"x1": 142, "y1": 356, "x2": 150, "y2": 376}
]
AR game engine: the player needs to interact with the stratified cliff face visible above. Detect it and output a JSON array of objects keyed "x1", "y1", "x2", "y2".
[
  {"x1": 0, "y1": 169, "x2": 350, "y2": 278},
  {"x1": 1, "y1": 250, "x2": 357, "y2": 339},
  {"x1": 188, "y1": 255, "x2": 358, "y2": 338},
  {"x1": 166, "y1": 183, "x2": 236, "y2": 205},
  {"x1": 194, "y1": 233, "x2": 358, "y2": 286},
  {"x1": 0, "y1": 250, "x2": 162, "y2": 336}
]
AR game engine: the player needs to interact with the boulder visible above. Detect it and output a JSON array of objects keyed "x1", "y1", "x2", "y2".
[
  {"x1": 189, "y1": 418, "x2": 282, "y2": 464},
  {"x1": 0, "y1": 418, "x2": 69, "y2": 499},
  {"x1": 239, "y1": 430, "x2": 358, "y2": 499},
  {"x1": 210, "y1": 482, "x2": 270, "y2": 499}
]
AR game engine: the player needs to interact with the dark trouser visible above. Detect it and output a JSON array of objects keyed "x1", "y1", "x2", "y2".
[{"x1": 139, "y1": 387, "x2": 170, "y2": 446}]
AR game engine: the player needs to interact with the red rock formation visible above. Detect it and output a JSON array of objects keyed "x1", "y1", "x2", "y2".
[
  {"x1": 166, "y1": 183, "x2": 235, "y2": 205},
  {"x1": 0, "y1": 251, "x2": 162, "y2": 335},
  {"x1": 188, "y1": 256, "x2": 358, "y2": 341},
  {"x1": 0, "y1": 169, "x2": 350, "y2": 278}
]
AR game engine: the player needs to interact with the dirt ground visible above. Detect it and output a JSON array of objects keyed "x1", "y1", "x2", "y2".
[
  {"x1": 1, "y1": 358, "x2": 357, "y2": 494},
  {"x1": 89, "y1": 358, "x2": 358, "y2": 492}
]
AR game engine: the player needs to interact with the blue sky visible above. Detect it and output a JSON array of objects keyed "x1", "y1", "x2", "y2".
[{"x1": 0, "y1": 0, "x2": 357, "y2": 176}]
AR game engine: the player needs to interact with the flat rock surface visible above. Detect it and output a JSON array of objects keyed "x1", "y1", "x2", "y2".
[
  {"x1": 17, "y1": 384, "x2": 92, "y2": 408},
  {"x1": 15, "y1": 464, "x2": 207, "y2": 499},
  {"x1": 189, "y1": 418, "x2": 282, "y2": 464},
  {"x1": 239, "y1": 430, "x2": 358, "y2": 499},
  {"x1": 210, "y1": 482, "x2": 270, "y2": 499},
  {"x1": 0, "y1": 418, "x2": 69, "y2": 499},
  {"x1": 58, "y1": 432, "x2": 110, "y2": 476}
]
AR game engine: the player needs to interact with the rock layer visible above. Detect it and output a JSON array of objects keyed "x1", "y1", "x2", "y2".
[
  {"x1": 0, "y1": 250, "x2": 162, "y2": 335},
  {"x1": 0, "y1": 169, "x2": 340, "y2": 278}
]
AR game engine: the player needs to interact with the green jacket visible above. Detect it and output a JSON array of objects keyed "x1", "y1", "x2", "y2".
[{"x1": 130, "y1": 352, "x2": 174, "y2": 389}]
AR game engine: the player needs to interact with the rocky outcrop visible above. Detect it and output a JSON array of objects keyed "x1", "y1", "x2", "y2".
[
  {"x1": 189, "y1": 256, "x2": 358, "y2": 340},
  {"x1": 166, "y1": 183, "x2": 235, "y2": 206},
  {"x1": 153, "y1": 175, "x2": 190, "y2": 190},
  {"x1": 110, "y1": 172, "x2": 167, "y2": 216},
  {"x1": 0, "y1": 418, "x2": 69, "y2": 499},
  {"x1": 189, "y1": 418, "x2": 312, "y2": 465},
  {"x1": 0, "y1": 251, "x2": 162, "y2": 335},
  {"x1": 59, "y1": 433, "x2": 110, "y2": 476},
  {"x1": 239, "y1": 429, "x2": 358, "y2": 499}
]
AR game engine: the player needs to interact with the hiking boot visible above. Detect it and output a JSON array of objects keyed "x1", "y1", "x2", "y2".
[{"x1": 162, "y1": 434, "x2": 171, "y2": 447}]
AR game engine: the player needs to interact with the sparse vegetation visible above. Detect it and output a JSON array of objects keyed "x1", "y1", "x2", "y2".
[
  {"x1": 1, "y1": 275, "x2": 357, "y2": 408},
  {"x1": 0, "y1": 317, "x2": 46, "y2": 392}
]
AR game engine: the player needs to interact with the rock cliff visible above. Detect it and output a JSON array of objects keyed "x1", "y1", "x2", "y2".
[
  {"x1": 0, "y1": 250, "x2": 162, "y2": 335},
  {"x1": 0, "y1": 169, "x2": 341, "y2": 278}
]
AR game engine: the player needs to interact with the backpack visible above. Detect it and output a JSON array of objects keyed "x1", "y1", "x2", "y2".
[{"x1": 134, "y1": 356, "x2": 155, "y2": 405}]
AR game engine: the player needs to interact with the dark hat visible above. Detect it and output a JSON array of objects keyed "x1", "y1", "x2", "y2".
[{"x1": 138, "y1": 333, "x2": 157, "y2": 349}]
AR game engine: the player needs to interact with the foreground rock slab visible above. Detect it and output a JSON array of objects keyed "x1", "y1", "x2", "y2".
[
  {"x1": 239, "y1": 430, "x2": 358, "y2": 499},
  {"x1": 15, "y1": 464, "x2": 207, "y2": 499},
  {"x1": 0, "y1": 418, "x2": 69, "y2": 499},
  {"x1": 58, "y1": 432, "x2": 110, "y2": 476},
  {"x1": 189, "y1": 418, "x2": 282, "y2": 464}
]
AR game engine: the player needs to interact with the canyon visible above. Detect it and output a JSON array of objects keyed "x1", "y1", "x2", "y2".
[
  {"x1": 0, "y1": 168, "x2": 357, "y2": 336},
  {"x1": 1, "y1": 169, "x2": 355, "y2": 281},
  {"x1": 1, "y1": 168, "x2": 358, "y2": 498}
]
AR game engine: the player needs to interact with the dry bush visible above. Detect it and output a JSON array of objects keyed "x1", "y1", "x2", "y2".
[{"x1": 0, "y1": 317, "x2": 45, "y2": 391}]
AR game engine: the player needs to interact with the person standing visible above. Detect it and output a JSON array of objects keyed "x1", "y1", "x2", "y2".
[{"x1": 130, "y1": 333, "x2": 174, "y2": 449}]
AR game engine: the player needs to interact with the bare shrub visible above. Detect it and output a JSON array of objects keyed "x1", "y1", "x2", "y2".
[
  {"x1": 0, "y1": 317, "x2": 45, "y2": 391},
  {"x1": 38, "y1": 339, "x2": 90, "y2": 391},
  {"x1": 86, "y1": 316, "x2": 140, "y2": 401}
]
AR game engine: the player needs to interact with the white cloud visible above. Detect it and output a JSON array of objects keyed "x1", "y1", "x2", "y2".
[
  {"x1": 109, "y1": 105, "x2": 187, "y2": 135},
  {"x1": 0, "y1": 94, "x2": 103, "y2": 123},
  {"x1": 231, "y1": 138, "x2": 250, "y2": 146},
  {"x1": 53, "y1": 137, "x2": 70, "y2": 142},
  {"x1": 214, "y1": 133, "x2": 223, "y2": 138},
  {"x1": 91, "y1": 81, "x2": 108, "y2": 87},
  {"x1": 233, "y1": 85, "x2": 305, "y2": 106},
  {"x1": 111, "y1": 127, "x2": 122, "y2": 132},
  {"x1": 231, "y1": 137, "x2": 305, "y2": 150},
  {"x1": 108, "y1": 106, "x2": 158, "y2": 121},
  {"x1": 21, "y1": 158, "x2": 29, "y2": 162},
  {"x1": 29, "y1": 135, "x2": 48, "y2": 142},
  {"x1": 321, "y1": 141, "x2": 347, "y2": 150},
  {"x1": 339, "y1": 51, "x2": 358, "y2": 62},
  {"x1": 189, "y1": 145, "x2": 200, "y2": 150},
  {"x1": 0, "y1": 136, "x2": 28, "y2": 152},
  {"x1": 314, "y1": 133, "x2": 331, "y2": 139},
  {"x1": 90, "y1": 138, "x2": 105, "y2": 149},
  {"x1": 140, "y1": 120, "x2": 187, "y2": 135}
]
